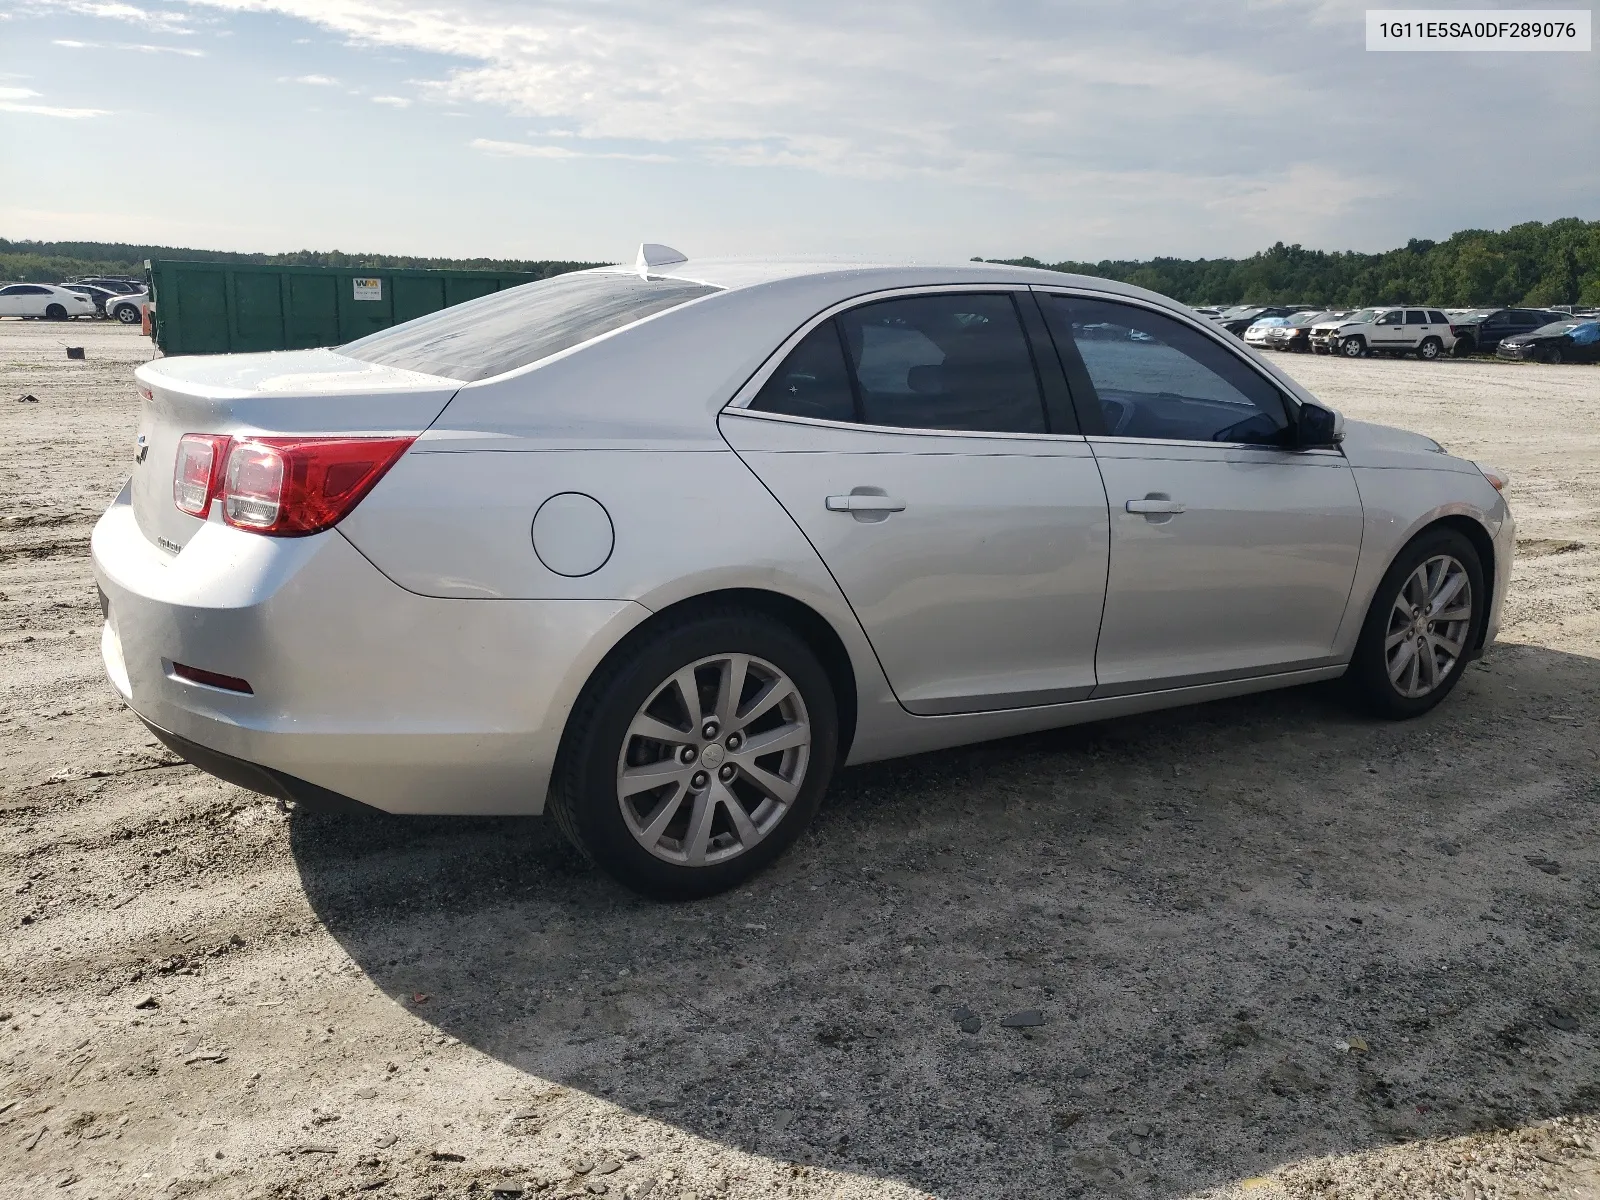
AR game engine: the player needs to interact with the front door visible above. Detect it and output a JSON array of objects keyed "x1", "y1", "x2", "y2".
[
  {"x1": 1036, "y1": 289, "x2": 1364, "y2": 695},
  {"x1": 721, "y1": 289, "x2": 1110, "y2": 715},
  {"x1": 1370, "y1": 308, "x2": 1408, "y2": 351}
]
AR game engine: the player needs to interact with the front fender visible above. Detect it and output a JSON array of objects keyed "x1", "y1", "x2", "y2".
[{"x1": 1334, "y1": 465, "x2": 1512, "y2": 660}]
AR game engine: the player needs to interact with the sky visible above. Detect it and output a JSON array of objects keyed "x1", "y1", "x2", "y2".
[{"x1": 0, "y1": 0, "x2": 1596, "y2": 263}]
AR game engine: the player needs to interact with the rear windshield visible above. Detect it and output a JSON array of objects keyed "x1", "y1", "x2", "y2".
[{"x1": 339, "y1": 271, "x2": 721, "y2": 382}]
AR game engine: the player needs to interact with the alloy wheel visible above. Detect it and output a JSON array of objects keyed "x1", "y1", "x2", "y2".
[
  {"x1": 1341, "y1": 337, "x2": 1365, "y2": 357},
  {"x1": 616, "y1": 653, "x2": 811, "y2": 867},
  {"x1": 1383, "y1": 554, "x2": 1473, "y2": 699}
]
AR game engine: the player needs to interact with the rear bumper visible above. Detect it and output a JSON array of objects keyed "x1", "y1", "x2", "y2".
[
  {"x1": 141, "y1": 717, "x2": 376, "y2": 814},
  {"x1": 92, "y1": 484, "x2": 649, "y2": 815}
]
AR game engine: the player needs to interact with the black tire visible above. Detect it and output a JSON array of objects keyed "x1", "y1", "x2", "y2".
[
  {"x1": 1542, "y1": 347, "x2": 1563, "y2": 364},
  {"x1": 1347, "y1": 526, "x2": 1486, "y2": 720},
  {"x1": 44, "y1": 304, "x2": 67, "y2": 320},
  {"x1": 1451, "y1": 337, "x2": 1476, "y2": 358},
  {"x1": 113, "y1": 303, "x2": 141, "y2": 325},
  {"x1": 1417, "y1": 337, "x2": 1442, "y2": 361},
  {"x1": 1340, "y1": 336, "x2": 1367, "y2": 358},
  {"x1": 550, "y1": 608, "x2": 839, "y2": 899}
]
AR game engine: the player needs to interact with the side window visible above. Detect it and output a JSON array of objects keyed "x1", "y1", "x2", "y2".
[
  {"x1": 1377, "y1": 311, "x2": 1404, "y2": 325},
  {"x1": 1042, "y1": 295, "x2": 1289, "y2": 445},
  {"x1": 833, "y1": 294, "x2": 1047, "y2": 434},
  {"x1": 1428, "y1": 310, "x2": 1449, "y2": 325},
  {"x1": 0, "y1": 286, "x2": 21, "y2": 296},
  {"x1": 748, "y1": 321, "x2": 856, "y2": 423},
  {"x1": 1406, "y1": 310, "x2": 1429, "y2": 325}
]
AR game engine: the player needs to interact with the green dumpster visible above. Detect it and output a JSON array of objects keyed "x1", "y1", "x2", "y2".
[{"x1": 145, "y1": 259, "x2": 546, "y2": 357}]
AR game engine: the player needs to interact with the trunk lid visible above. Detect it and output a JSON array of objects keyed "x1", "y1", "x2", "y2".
[{"x1": 130, "y1": 348, "x2": 460, "y2": 554}]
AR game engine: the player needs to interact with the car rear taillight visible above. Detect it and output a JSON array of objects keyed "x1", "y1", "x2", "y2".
[
  {"x1": 220, "y1": 436, "x2": 415, "y2": 536},
  {"x1": 173, "y1": 433, "x2": 232, "y2": 517}
]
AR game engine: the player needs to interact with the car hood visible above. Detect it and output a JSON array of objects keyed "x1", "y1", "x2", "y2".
[{"x1": 1337, "y1": 418, "x2": 1477, "y2": 473}]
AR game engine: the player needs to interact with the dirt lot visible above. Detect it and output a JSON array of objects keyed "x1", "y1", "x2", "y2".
[{"x1": 1, "y1": 321, "x2": 1597, "y2": 1200}]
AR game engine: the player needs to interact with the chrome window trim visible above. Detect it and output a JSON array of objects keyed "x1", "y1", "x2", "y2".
[
  {"x1": 722, "y1": 405, "x2": 1088, "y2": 444},
  {"x1": 723, "y1": 283, "x2": 1066, "y2": 442},
  {"x1": 1086, "y1": 433, "x2": 1343, "y2": 457}
]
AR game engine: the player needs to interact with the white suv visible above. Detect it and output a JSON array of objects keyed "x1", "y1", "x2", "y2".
[{"x1": 1332, "y1": 307, "x2": 1456, "y2": 360}]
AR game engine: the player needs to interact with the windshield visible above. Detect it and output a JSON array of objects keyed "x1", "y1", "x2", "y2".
[
  {"x1": 1285, "y1": 311, "x2": 1325, "y2": 326},
  {"x1": 1219, "y1": 305, "x2": 1263, "y2": 318},
  {"x1": 340, "y1": 270, "x2": 722, "y2": 382},
  {"x1": 1341, "y1": 309, "x2": 1377, "y2": 324}
]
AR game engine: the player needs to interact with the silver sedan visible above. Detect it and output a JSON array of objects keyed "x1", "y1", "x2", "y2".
[{"x1": 92, "y1": 250, "x2": 1514, "y2": 897}]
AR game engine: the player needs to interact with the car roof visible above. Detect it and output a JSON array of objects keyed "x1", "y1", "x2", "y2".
[{"x1": 612, "y1": 257, "x2": 1150, "y2": 299}]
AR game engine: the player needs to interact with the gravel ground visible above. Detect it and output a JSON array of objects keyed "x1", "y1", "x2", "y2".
[{"x1": 1, "y1": 322, "x2": 1596, "y2": 1200}]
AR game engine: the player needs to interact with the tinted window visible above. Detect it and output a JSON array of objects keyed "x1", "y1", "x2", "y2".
[
  {"x1": 0, "y1": 286, "x2": 22, "y2": 295},
  {"x1": 340, "y1": 271, "x2": 720, "y2": 382},
  {"x1": 1428, "y1": 310, "x2": 1449, "y2": 325},
  {"x1": 1043, "y1": 295, "x2": 1289, "y2": 445},
  {"x1": 1406, "y1": 310, "x2": 1429, "y2": 325},
  {"x1": 832, "y1": 294, "x2": 1047, "y2": 434},
  {"x1": 1508, "y1": 311, "x2": 1540, "y2": 327},
  {"x1": 749, "y1": 321, "x2": 856, "y2": 423}
]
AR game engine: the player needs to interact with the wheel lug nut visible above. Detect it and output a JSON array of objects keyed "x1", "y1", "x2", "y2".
[
  {"x1": 690, "y1": 771, "x2": 709, "y2": 790},
  {"x1": 701, "y1": 721, "x2": 719, "y2": 739},
  {"x1": 679, "y1": 746, "x2": 697, "y2": 764},
  {"x1": 726, "y1": 733, "x2": 743, "y2": 752},
  {"x1": 718, "y1": 764, "x2": 736, "y2": 782}
]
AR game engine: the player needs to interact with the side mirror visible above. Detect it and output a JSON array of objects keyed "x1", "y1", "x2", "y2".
[{"x1": 1295, "y1": 400, "x2": 1343, "y2": 449}]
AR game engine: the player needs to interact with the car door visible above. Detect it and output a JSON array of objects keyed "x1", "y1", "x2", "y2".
[
  {"x1": 1035, "y1": 290, "x2": 1363, "y2": 696},
  {"x1": 1404, "y1": 309, "x2": 1433, "y2": 348},
  {"x1": 719, "y1": 288, "x2": 1111, "y2": 715},
  {"x1": 1370, "y1": 308, "x2": 1407, "y2": 350}
]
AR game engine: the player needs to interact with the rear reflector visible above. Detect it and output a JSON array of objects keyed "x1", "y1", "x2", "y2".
[
  {"x1": 221, "y1": 436, "x2": 415, "y2": 536},
  {"x1": 173, "y1": 433, "x2": 232, "y2": 517},
  {"x1": 170, "y1": 662, "x2": 254, "y2": 694}
]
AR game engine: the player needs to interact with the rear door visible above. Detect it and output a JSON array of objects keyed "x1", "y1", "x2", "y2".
[
  {"x1": 1036, "y1": 290, "x2": 1362, "y2": 695},
  {"x1": 1403, "y1": 309, "x2": 1432, "y2": 348},
  {"x1": 720, "y1": 288, "x2": 1111, "y2": 715}
]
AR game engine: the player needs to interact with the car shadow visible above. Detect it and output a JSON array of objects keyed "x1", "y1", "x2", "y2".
[{"x1": 289, "y1": 642, "x2": 1600, "y2": 1198}]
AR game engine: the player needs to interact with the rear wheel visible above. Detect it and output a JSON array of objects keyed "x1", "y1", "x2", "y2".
[
  {"x1": 550, "y1": 609, "x2": 839, "y2": 899},
  {"x1": 1417, "y1": 337, "x2": 1442, "y2": 361},
  {"x1": 1347, "y1": 527, "x2": 1485, "y2": 719},
  {"x1": 1340, "y1": 336, "x2": 1367, "y2": 358},
  {"x1": 44, "y1": 304, "x2": 67, "y2": 320},
  {"x1": 113, "y1": 303, "x2": 141, "y2": 325}
]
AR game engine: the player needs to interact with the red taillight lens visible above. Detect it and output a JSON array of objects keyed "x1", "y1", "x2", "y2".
[
  {"x1": 220, "y1": 436, "x2": 414, "y2": 536},
  {"x1": 173, "y1": 433, "x2": 231, "y2": 517}
]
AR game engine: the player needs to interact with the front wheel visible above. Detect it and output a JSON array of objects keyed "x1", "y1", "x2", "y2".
[
  {"x1": 44, "y1": 304, "x2": 67, "y2": 320},
  {"x1": 550, "y1": 609, "x2": 839, "y2": 899},
  {"x1": 1340, "y1": 336, "x2": 1367, "y2": 358},
  {"x1": 1417, "y1": 337, "x2": 1442, "y2": 361},
  {"x1": 1347, "y1": 527, "x2": 1485, "y2": 719},
  {"x1": 1541, "y1": 347, "x2": 1564, "y2": 364},
  {"x1": 113, "y1": 303, "x2": 141, "y2": 324}
]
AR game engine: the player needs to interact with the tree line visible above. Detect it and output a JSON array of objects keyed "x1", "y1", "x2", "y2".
[
  {"x1": 983, "y1": 217, "x2": 1600, "y2": 308},
  {"x1": 0, "y1": 238, "x2": 600, "y2": 285},
  {"x1": 5, "y1": 218, "x2": 1598, "y2": 307}
]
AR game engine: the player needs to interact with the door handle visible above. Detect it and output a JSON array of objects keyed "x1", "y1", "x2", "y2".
[
  {"x1": 1125, "y1": 497, "x2": 1186, "y2": 515},
  {"x1": 826, "y1": 494, "x2": 906, "y2": 513}
]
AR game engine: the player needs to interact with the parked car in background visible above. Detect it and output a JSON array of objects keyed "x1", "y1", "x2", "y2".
[
  {"x1": 92, "y1": 253, "x2": 1515, "y2": 898},
  {"x1": 1213, "y1": 304, "x2": 1315, "y2": 337},
  {"x1": 1261, "y1": 310, "x2": 1345, "y2": 353},
  {"x1": 1329, "y1": 307, "x2": 1456, "y2": 360},
  {"x1": 1242, "y1": 316, "x2": 1290, "y2": 349},
  {"x1": 1495, "y1": 319, "x2": 1600, "y2": 364},
  {"x1": 74, "y1": 276, "x2": 147, "y2": 295},
  {"x1": 1448, "y1": 308, "x2": 1568, "y2": 357},
  {"x1": 103, "y1": 290, "x2": 148, "y2": 325},
  {"x1": 0, "y1": 282, "x2": 97, "y2": 319},
  {"x1": 60, "y1": 283, "x2": 123, "y2": 316}
]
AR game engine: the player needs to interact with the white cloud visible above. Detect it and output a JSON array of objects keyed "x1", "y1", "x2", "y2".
[
  {"x1": 24, "y1": 0, "x2": 192, "y2": 34},
  {"x1": 53, "y1": 37, "x2": 93, "y2": 46},
  {"x1": 469, "y1": 137, "x2": 672, "y2": 163},
  {"x1": 371, "y1": 95, "x2": 411, "y2": 107},
  {"x1": 55, "y1": 37, "x2": 205, "y2": 54},
  {"x1": 0, "y1": 87, "x2": 42, "y2": 100},
  {"x1": 280, "y1": 73, "x2": 339, "y2": 85}
]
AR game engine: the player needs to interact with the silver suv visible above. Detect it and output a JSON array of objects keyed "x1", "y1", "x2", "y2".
[{"x1": 1329, "y1": 307, "x2": 1457, "y2": 360}]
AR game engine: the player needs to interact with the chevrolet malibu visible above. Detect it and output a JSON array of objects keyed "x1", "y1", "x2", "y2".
[{"x1": 92, "y1": 249, "x2": 1514, "y2": 898}]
